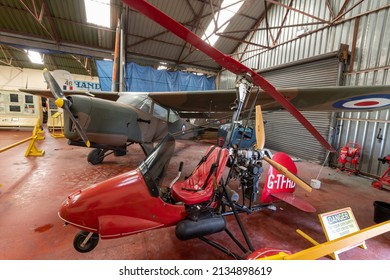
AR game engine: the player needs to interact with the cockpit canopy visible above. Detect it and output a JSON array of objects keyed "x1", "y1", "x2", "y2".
[{"x1": 117, "y1": 93, "x2": 180, "y2": 123}]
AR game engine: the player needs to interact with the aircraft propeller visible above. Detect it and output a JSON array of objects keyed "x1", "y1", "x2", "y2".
[
  {"x1": 43, "y1": 69, "x2": 91, "y2": 148},
  {"x1": 255, "y1": 105, "x2": 312, "y2": 193}
]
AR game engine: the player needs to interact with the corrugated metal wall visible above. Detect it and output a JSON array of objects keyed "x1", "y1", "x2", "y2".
[
  {"x1": 264, "y1": 111, "x2": 333, "y2": 162},
  {"x1": 221, "y1": 54, "x2": 340, "y2": 162},
  {"x1": 331, "y1": 0, "x2": 390, "y2": 177},
  {"x1": 219, "y1": 0, "x2": 390, "y2": 175},
  {"x1": 259, "y1": 53, "x2": 341, "y2": 87},
  {"x1": 260, "y1": 55, "x2": 340, "y2": 162}
]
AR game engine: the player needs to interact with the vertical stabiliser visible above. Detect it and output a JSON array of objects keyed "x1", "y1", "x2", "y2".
[{"x1": 122, "y1": 0, "x2": 336, "y2": 153}]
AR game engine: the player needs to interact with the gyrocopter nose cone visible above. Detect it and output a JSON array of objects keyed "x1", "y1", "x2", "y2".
[
  {"x1": 58, "y1": 190, "x2": 82, "y2": 222},
  {"x1": 59, "y1": 194, "x2": 77, "y2": 218},
  {"x1": 58, "y1": 199, "x2": 70, "y2": 221}
]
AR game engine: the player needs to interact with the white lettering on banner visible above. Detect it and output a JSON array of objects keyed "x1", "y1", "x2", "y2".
[
  {"x1": 74, "y1": 81, "x2": 101, "y2": 90},
  {"x1": 267, "y1": 174, "x2": 296, "y2": 190}
]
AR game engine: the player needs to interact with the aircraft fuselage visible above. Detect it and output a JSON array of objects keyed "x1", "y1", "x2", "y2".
[{"x1": 64, "y1": 93, "x2": 192, "y2": 149}]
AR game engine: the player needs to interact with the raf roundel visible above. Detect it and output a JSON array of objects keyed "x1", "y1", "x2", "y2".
[{"x1": 333, "y1": 94, "x2": 390, "y2": 110}]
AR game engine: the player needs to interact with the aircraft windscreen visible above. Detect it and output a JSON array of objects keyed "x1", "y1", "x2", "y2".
[
  {"x1": 138, "y1": 134, "x2": 175, "y2": 197},
  {"x1": 118, "y1": 94, "x2": 151, "y2": 112},
  {"x1": 118, "y1": 93, "x2": 179, "y2": 123}
]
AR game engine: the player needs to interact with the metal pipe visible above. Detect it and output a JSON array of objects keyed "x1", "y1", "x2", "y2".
[
  {"x1": 0, "y1": 136, "x2": 33, "y2": 153},
  {"x1": 367, "y1": 111, "x2": 380, "y2": 173},
  {"x1": 359, "y1": 112, "x2": 369, "y2": 168},
  {"x1": 377, "y1": 110, "x2": 389, "y2": 174},
  {"x1": 119, "y1": 12, "x2": 125, "y2": 92}
]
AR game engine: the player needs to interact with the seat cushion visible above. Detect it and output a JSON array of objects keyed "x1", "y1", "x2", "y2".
[{"x1": 171, "y1": 146, "x2": 229, "y2": 205}]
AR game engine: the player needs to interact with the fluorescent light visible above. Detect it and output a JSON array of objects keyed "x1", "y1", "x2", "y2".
[
  {"x1": 157, "y1": 62, "x2": 168, "y2": 70},
  {"x1": 202, "y1": 0, "x2": 244, "y2": 46},
  {"x1": 26, "y1": 50, "x2": 44, "y2": 64},
  {"x1": 84, "y1": 0, "x2": 111, "y2": 28}
]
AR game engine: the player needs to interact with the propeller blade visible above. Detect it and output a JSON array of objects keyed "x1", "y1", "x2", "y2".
[
  {"x1": 255, "y1": 105, "x2": 265, "y2": 150},
  {"x1": 42, "y1": 69, "x2": 91, "y2": 148},
  {"x1": 65, "y1": 108, "x2": 91, "y2": 148},
  {"x1": 123, "y1": 0, "x2": 336, "y2": 153},
  {"x1": 255, "y1": 104, "x2": 312, "y2": 192}
]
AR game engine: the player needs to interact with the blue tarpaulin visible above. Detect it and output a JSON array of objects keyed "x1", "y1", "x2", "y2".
[{"x1": 96, "y1": 60, "x2": 216, "y2": 92}]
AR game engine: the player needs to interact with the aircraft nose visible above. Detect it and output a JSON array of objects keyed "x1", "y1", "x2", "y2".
[
  {"x1": 59, "y1": 192, "x2": 86, "y2": 225},
  {"x1": 59, "y1": 195, "x2": 78, "y2": 222},
  {"x1": 58, "y1": 188, "x2": 99, "y2": 231}
]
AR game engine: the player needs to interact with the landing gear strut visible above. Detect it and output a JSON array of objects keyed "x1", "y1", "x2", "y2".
[{"x1": 87, "y1": 146, "x2": 129, "y2": 165}]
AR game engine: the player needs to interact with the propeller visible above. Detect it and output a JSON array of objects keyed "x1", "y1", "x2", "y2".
[
  {"x1": 255, "y1": 105, "x2": 312, "y2": 193},
  {"x1": 43, "y1": 69, "x2": 91, "y2": 148}
]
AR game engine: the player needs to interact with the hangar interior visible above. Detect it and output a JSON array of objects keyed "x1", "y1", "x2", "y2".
[{"x1": 0, "y1": 0, "x2": 389, "y2": 260}]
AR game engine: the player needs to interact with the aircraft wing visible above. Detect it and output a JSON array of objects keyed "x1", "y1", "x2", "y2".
[
  {"x1": 149, "y1": 85, "x2": 390, "y2": 113},
  {"x1": 20, "y1": 85, "x2": 390, "y2": 114},
  {"x1": 19, "y1": 89, "x2": 120, "y2": 102}
]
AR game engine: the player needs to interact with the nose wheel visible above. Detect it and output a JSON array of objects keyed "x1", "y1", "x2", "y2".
[{"x1": 73, "y1": 231, "x2": 99, "y2": 253}]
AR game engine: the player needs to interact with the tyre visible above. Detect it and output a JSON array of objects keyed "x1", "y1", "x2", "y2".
[
  {"x1": 87, "y1": 149, "x2": 105, "y2": 165},
  {"x1": 73, "y1": 231, "x2": 99, "y2": 253}
]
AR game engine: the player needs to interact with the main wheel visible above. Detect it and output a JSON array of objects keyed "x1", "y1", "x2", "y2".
[
  {"x1": 87, "y1": 149, "x2": 105, "y2": 165},
  {"x1": 73, "y1": 231, "x2": 99, "y2": 253}
]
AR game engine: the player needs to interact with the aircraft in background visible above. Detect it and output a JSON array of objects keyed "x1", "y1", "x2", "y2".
[
  {"x1": 21, "y1": 70, "x2": 198, "y2": 164},
  {"x1": 20, "y1": 73, "x2": 390, "y2": 165}
]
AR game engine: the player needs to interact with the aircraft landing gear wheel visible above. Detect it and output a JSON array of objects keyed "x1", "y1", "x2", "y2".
[
  {"x1": 73, "y1": 231, "x2": 99, "y2": 253},
  {"x1": 88, "y1": 149, "x2": 105, "y2": 165}
]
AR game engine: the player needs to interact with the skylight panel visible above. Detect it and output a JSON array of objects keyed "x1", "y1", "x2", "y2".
[
  {"x1": 26, "y1": 50, "x2": 44, "y2": 64},
  {"x1": 84, "y1": 0, "x2": 111, "y2": 28},
  {"x1": 202, "y1": 0, "x2": 244, "y2": 46}
]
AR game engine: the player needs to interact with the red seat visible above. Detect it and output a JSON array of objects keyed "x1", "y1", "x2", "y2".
[{"x1": 171, "y1": 146, "x2": 229, "y2": 205}]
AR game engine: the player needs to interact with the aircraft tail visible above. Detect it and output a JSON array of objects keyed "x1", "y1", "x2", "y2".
[
  {"x1": 52, "y1": 70, "x2": 75, "y2": 91},
  {"x1": 261, "y1": 152, "x2": 316, "y2": 213}
]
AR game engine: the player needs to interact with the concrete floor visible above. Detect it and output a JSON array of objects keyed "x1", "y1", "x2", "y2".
[{"x1": 0, "y1": 127, "x2": 389, "y2": 260}]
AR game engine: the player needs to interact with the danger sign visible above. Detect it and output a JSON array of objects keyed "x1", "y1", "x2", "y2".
[
  {"x1": 319, "y1": 207, "x2": 360, "y2": 240},
  {"x1": 319, "y1": 207, "x2": 366, "y2": 257}
]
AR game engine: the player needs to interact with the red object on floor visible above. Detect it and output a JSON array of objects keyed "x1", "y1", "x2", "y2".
[
  {"x1": 372, "y1": 155, "x2": 390, "y2": 190},
  {"x1": 337, "y1": 142, "x2": 361, "y2": 175}
]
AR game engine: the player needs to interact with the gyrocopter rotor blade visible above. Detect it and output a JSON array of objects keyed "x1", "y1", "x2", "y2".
[
  {"x1": 255, "y1": 105, "x2": 312, "y2": 193},
  {"x1": 122, "y1": 0, "x2": 336, "y2": 153},
  {"x1": 43, "y1": 69, "x2": 91, "y2": 148}
]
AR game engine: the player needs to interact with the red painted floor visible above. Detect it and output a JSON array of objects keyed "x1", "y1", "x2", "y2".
[{"x1": 0, "y1": 127, "x2": 389, "y2": 260}]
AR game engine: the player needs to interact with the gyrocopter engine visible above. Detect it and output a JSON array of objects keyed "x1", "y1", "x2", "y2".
[{"x1": 228, "y1": 146, "x2": 263, "y2": 202}]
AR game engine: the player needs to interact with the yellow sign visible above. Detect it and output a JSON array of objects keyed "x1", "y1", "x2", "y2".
[
  {"x1": 319, "y1": 207, "x2": 366, "y2": 259},
  {"x1": 319, "y1": 207, "x2": 359, "y2": 240}
]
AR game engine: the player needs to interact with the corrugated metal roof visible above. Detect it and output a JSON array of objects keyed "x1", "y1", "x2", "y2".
[
  {"x1": 0, "y1": 0, "x2": 270, "y2": 76},
  {"x1": 0, "y1": 0, "x2": 378, "y2": 77}
]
